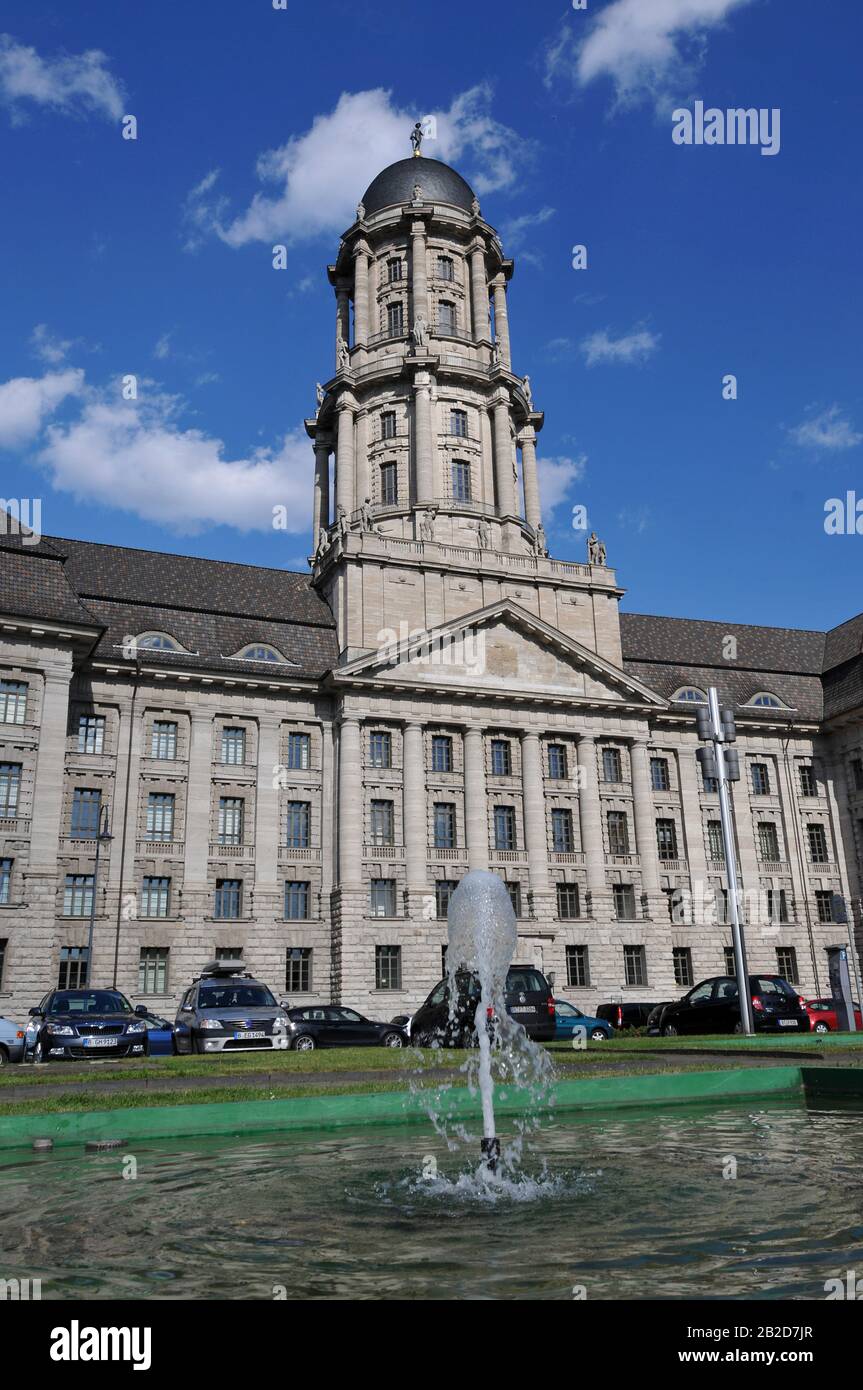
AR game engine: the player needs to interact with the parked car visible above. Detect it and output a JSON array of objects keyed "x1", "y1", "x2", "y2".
[
  {"x1": 24, "y1": 989, "x2": 148, "y2": 1062},
  {"x1": 285, "y1": 1005, "x2": 407, "y2": 1051},
  {"x1": 553, "y1": 999, "x2": 612, "y2": 1042},
  {"x1": 0, "y1": 1015, "x2": 25, "y2": 1064},
  {"x1": 804, "y1": 997, "x2": 863, "y2": 1034},
  {"x1": 174, "y1": 960, "x2": 290, "y2": 1054},
  {"x1": 660, "y1": 975, "x2": 810, "y2": 1036},
  {"x1": 410, "y1": 964, "x2": 556, "y2": 1047},
  {"x1": 595, "y1": 1001, "x2": 656, "y2": 1031},
  {"x1": 646, "y1": 1001, "x2": 675, "y2": 1036}
]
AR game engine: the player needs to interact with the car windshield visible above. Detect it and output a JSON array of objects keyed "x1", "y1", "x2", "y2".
[
  {"x1": 754, "y1": 977, "x2": 796, "y2": 998},
  {"x1": 197, "y1": 985, "x2": 276, "y2": 1009},
  {"x1": 507, "y1": 969, "x2": 547, "y2": 994},
  {"x1": 51, "y1": 991, "x2": 132, "y2": 1015}
]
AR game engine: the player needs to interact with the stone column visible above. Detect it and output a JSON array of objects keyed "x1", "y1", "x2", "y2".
[
  {"x1": 519, "y1": 427, "x2": 542, "y2": 531},
  {"x1": 354, "y1": 409, "x2": 370, "y2": 513},
  {"x1": 491, "y1": 274, "x2": 511, "y2": 368},
  {"x1": 403, "y1": 723, "x2": 429, "y2": 893},
  {"x1": 470, "y1": 240, "x2": 490, "y2": 342},
  {"x1": 338, "y1": 718, "x2": 362, "y2": 888},
  {"x1": 182, "y1": 709, "x2": 213, "y2": 929},
  {"x1": 335, "y1": 279, "x2": 351, "y2": 364},
  {"x1": 521, "y1": 733, "x2": 552, "y2": 916},
  {"x1": 106, "y1": 687, "x2": 144, "y2": 897},
  {"x1": 313, "y1": 436, "x2": 331, "y2": 536},
  {"x1": 492, "y1": 396, "x2": 514, "y2": 516},
  {"x1": 410, "y1": 220, "x2": 429, "y2": 329},
  {"x1": 335, "y1": 397, "x2": 356, "y2": 521},
  {"x1": 413, "y1": 371, "x2": 434, "y2": 503},
  {"x1": 253, "y1": 716, "x2": 281, "y2": 920},
  {"x1": 576, "y1": 735, "x2": 608, "y2": 913},
  {"x1": 629, "y1": 737, "x2": 662, "y2": 901},
  {"x1": 464, "y1": 727, "x2": 488, "y2": 870},
  {"x1": 353, "y1": 243, "x2": 371, "y2": 345},
  {"x1": 28, "y1": 663, "x2": 73, "y2": 869}
]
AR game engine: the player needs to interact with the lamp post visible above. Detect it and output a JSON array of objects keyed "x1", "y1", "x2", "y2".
[
  {"x1": 86, "y1": 806, "x2": 113, "y2": 986},
  {"x1": 695, "y1": 688, "x2": 754, "y2": 1036}
]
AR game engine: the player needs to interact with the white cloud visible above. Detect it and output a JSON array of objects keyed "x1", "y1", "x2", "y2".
[
  {"x1": 184, "y1": 85, "x2": 532, "y2": 249},
  {"x1": 788, "y1": 405, "x2": 862, "y2": 453},
  {"x1": 36, "y1": 385, "x2": 313, "y2": 535},
  {"x1": 0, "y1": 368, "x2": 84, "y2": 446},
  {"x1": 537, "y1": 453, "x2": 587, "y2": 510},
  {"x1": 545, "y1": 0, "x2": 756, "y2": 112},
  {"x1": 500, "y1": 206, "x2": 555, "y2": 251},
  {"x1": 153, "y1": 333, "x2": 173, "y2": 360},
  {"x1": 0, "y1": 33, "x2": 125, "y2": 123},
  {"x1": 31, "y1": 323, "x2": 75, "y2": 365},
  {"x1": 581, "y1": 327, "x2": 660, "y2": 366}
]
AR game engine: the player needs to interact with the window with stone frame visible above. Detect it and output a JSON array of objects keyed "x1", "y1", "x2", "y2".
[
  {"x1": 548, "y1": 744, "x2": 568, "y2": 780},
  {"x1": 655, "y1": 817, "x2": 678, "y2": 861},
  {"x1": 607, "y1": 810, "x2": 630, "y2": 856},
  {"x1": 451, "y1": 459, "x2": 472, "y2": 502},
  {"x1": 766, "y1": 888, "x2": 789, "y2": 923},
  {"x1": 287, "y1": 732, "x2": 311, "y2": 770},
  {"x1": 435, "y1": 879, "x2": 457, "y2": 919},
  {"x1": 850, "y1": 757, "x2": 863, "y2": 792},
  {"x1": 380, "y1": 460, "x2": 398, "y2": 504},
  {"x1": 141, "y1": 876, "x2": 170, "y2": 918},
  {"x1": 139, "y1": 946, "x2": 168, "y2": 994},
  {"x1": 602, "y1": 746, "x2": 623, "y2": 782},
  {"x1": 286, "y1": 801, "x2": 311, "y2": 849},
  {"x1": 751, "y1": 762, "x2": 771, "y2": 795},
  {"x1": 707, "y1": 820, "x2": 724, "y2": 861},
  {"x1": 221, "y1": 726, "x2": 246, "y2": 766},
  {"x1": 504, "y1": 880, "x2": 522, "y2": 917},
  {"x1": 78, "y1": 713, "x2": 105, "y2": 754},
  {"x1": 375, "y1": 944, "x2": 401, "y2": 989},
  {"x1": 723, "y1": 946, "x2": 737, "y2": 975},
  {"x1": 284, "y1": 881, "x2": 310, "y2": 920},
  {"x1": 437, "y1": 255, "x2": 455, "y2": 282},
  {"x1": 63, "y1": 875, "x2": 94, "y2": 918},
  {"x1": 370, "y1": 799, "x2": 395, "y2": 846},
  {"x1": 623, "y1": 943, "x2": 646, "y2": 985},
  {"x1": 815, "y1": 890, "x2": 835, "y2": 923},
  {"x1": 566, "y1": 944, "x2": 589, "y2": 987},
  {"x1": 613, "y1": 884, "x2": 637, "y2": 920},
  {"x1": 673, "y1": 947, "x2": 693, "y2": 987},
  {"x1": 0, "y1": 680, "x2": 27, "y2": 725},
  {"x1": 437, "y1": 300, "x2": 456, "y2": 334},
  {"x1": 370, "y1": 879, "x2": 397, "y2": 918},
  {"x1": 433, "y1": 802, "x2": 456, "y2": 850},
  {"x1": 386, "y1": 301, "x2": 404, "y2": 336},
  {"x1": 557, "y1": 882, "x2": 580, "y2": 919},
  {"x1": 431, "y1": 735, "x2": 453, "y2": 773},
  {"x1": 0, "y1": 858, "x2": 11, "y2": 905},
  {"x1": 650, "y1": 756, "x2": 670, "y2": 792},
  {"x1": 286, "y1": 946, "x2": 312, "y2": 993},
  {"x1": 490, "y1": 739, "x2": 512, "y2": 776},
  {"x1": 71, "y1": 787, "x2": 102, "y2": 838},
  {"x1": 807, "y1": 823, "x2": 829, "y2": 862},
  {"x1": 218, "y1": 797, "x2": 244, "y2": 846},
  {"x1": 757, "y1": 821, "x2": 780, "y2": 861},
  {"x1": 58, "y1": 945, "x2": 88, "y2": 988},
  {"x1": 386, "y1": 258, "x2": 402, "y2": 284},
  {"x1": 493, "y1": 805, "x2": 516, "y2": 852},
  {"x1": 450, "y1": 407, "x2": 468, "y2": 437},
  {"x1": 551, "y1": 808, "x2": 574, "y2": 852},
  {"x1": 150, "y1": 720, "x2": 177, "y2": 760},
  {"x1": 381, "y1": 410, "x2": 397, "y2": 440},
  {"x1": 775, "y1": 946, "x2": 799, "y2": 984},
  {"x1": 146, "y1": 792, "x2": 174, "y2": 841},
  {"x1": 368, "y1": 731, "x2": 391, "y2": 768},
  {"x1": 0, "y1": 763, "x2": 21, "y2": 818},
  {"x1": 214, "y1": 879, "x2": 242, "y2": 920},
  {"x1": 798, "y1": 764, "x2": 817, "y2": 797}
]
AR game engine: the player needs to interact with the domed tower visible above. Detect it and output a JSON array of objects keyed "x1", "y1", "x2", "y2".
[{"x1": 306, "y1": 139, "x2": 623, "y2": 667}]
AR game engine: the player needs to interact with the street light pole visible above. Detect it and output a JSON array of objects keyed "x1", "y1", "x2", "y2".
[
  {"x1": 86, "y1": 806, "x2": 113, "y2": 987},
  {"x1": 696, "y1": 688, "x2": 754, "y2": 1036}
]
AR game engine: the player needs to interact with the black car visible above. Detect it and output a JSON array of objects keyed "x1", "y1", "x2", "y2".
[
  {"x1": 285, "y1": 1005, "x2": 407, "y2": 1051},
  {"x1": 24, "y1": 989, "x2": 149, "y2": 1062},
  {"x1": 409, "y1": 964, "x2": 556, "y2": 1047},
  {"x1": 174, "y1": 960, "x2": 291, "y2": 1054},
  {"x1": 660, "y1": 974, "x2": 810, "y2": 1036},
  {"x1": 646, "y1": 1001, "x2": 675, "y2": 1036},
  {"x1": 595, "y1": 1001, "x2": 656, "y2": 1031}
]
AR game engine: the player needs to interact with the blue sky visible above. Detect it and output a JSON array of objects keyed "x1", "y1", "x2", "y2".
[{"x1": 0, "y1": 0, "x2": 861, "y2": 632}]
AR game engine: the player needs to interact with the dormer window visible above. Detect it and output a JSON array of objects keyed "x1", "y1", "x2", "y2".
[
  {"x1": 137, "y1": 633, "x2": 183, "y2": 652},
  {"x1": 236, "y1": 644, "x2": 286, "y2": 664},
  {"x1": 672, "y1": 687, "x2": 707, "y2": 704},
  {"x1": 747, "y1": 693, "x2": 786, "y2": 709}
]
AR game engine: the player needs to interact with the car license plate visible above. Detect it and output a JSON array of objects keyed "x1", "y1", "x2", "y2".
[
  {"x1": 83, "y1": 1037, "x2": 117, "y2": 1047},
  {"x1": 234, "y1": 1030, "x2": 265, "y2": 1040},
  {"x1": 778, "y1": 1019, "x2": 797, "y2": 1027},
  {"x1": 511, "y1": 1007, "x2": 533, "y2": 1014}
]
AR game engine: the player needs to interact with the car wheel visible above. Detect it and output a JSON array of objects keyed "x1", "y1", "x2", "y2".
[
  {"x1": 662, "y1": 1023, "x2": 678, "y2": 1036},
  {"x1": 382, "y1": 1032, "x2": 403, "y2": 1048},
  {"x1": 293, "y1": 1034, "x2": 316, "y2": 1052},
  {"x1": 590, "y1": 1028, "x2": 608, "y2": 1041},
  {"x1": 813, "y1": 1021, "x2": 830, "y2": 1034}
]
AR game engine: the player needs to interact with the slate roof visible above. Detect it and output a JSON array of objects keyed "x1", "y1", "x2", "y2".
[{"x1": 0, "y1": 536, "x2": 100, "y2": 628}]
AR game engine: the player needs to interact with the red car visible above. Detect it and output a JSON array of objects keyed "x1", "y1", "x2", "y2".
[{"x1": 804, "y1": 998, "x2": 863, "y2": 1033}]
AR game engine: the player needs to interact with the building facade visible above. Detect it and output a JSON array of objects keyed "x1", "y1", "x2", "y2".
[{"x1": 2, "y1": 151, "x2": 862, "y2": 1020}]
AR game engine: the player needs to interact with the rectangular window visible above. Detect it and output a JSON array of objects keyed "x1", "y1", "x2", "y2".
[
  {"x1": 724, "y1": 946, "x2": 737, "y2": 975},
  {"x1": 284, "y1": 881, "x2": 310, "y2": 920},
  {"x1": 370, "y1": 799, "x2": 395, "y2": 846},
  {"x1": 655, "y1": 818, "x2": 678, "y2": 861},
  {"x1": 286, "y1": 946, "x2": 312, "y2": 994},
  {"x1": 386, "y1": 301, "x2": 404, "y2": 336},
  {"x1": 673, "y1": 946, "x2": 693, "y2": 988},
  {"x1": 607, "y1": 811, "x2": 630, "y2": 856},
  {"x1": 141, "y1": 876, "x2": 170, "y2": 918},
  {"x1": 78, "y1": 714, "x2": 105, "y2": 754},
  {"x1": 557, "y1": 882, "x2": 580, "y2": 920},
  {"x1": 437, "y1": 301, "x2": 456, "y2": 334},
  {"x1": 139, "y1": 946, "x2": 168, "y2": 994},
  {"x1": 150, "y1": 721, "x2": 177, "y2": 759},
  {"x1": 751, "y1": 762, "x2": 771, "y2": 795},
  {"x1": 650, "y1": 757, "x2": 670, "y2": 792},
  {"x1": 799, "y1": 764, "x2": 817, "y2": 797},
  {"x1": 375, "y1": 944, "x2": 401, "y2": 990},
  {"x1": 381, "y1": 410, "x2": 397, "y2": 439},
  {"x1": 493, "y1": 806, "x2": 516, "y2": 852},
  {"x1": 437, "y1": 256, "x2": 454, "y2": 282},
  {"x1": 807, "y1": 823, "x2": 829, "y2": 862},
  {"x1": 0, "y1": 764, "x2": 21, "y2": 818},
  {"x1": 214, "y1": 879, "x2": 242, "y2": 920},
  {"x1": 0, "y1": 680, "x2": 27, "y2": 725},
  {"x1": 58, "y1": 945, "x2": 88, "y2": 989},
  {"x1": 287, "y1": 732, "x2": 311, "y2": 770},
  {"x1": 551, "y1": 808, "x2": 574, "y2": 853},
  {"x1": 215, "y1": 946, "x2": 243, "y2": 961},
  {"x1": 386, "y1": 258, "x2": 402, "y2": 284},
  {"x1": 767, "y1": 888, "x2": 789, "y2": 924},
  {"x1": 146, "y1": 793, "x2": 175, "y2": 841},
  {"x1": 369, "y1": 731, "x2": 391, "y2": 768},
  {"x1": 431, "y1": 735, "x2": 453, "y2": 773},
  {"x1": 218, "y1": 797, "x2": 244, "y2": 846},
  {"x1": 776, "y1": 947, "x2": 799, "y2": 985},
  {"x1": 548, "y1": 744, "x2": 568, "y2": 780},
  {"x1": 816, "y1": 890, "x2": 835, "y2": 924},
  {"x1": 707, "y1": 820, "x2": 724, "y2": 861},
  {"x1": 757, "y1": 821, "x2": 780, "y2": 861},
  {"x1": 380, "y1": 461, "x2": 398, "y2": 504},
  {"x1": 614, "y1": 883, "x2": 637, "y2": 920},
  {"x1": 602, "y1": 747, "x2": 623, "y2": 783},
  {"x1": 433, "y1": 802, "x2": 456, "y2": 850},
  {"x1": 505, "y1": 880, "x2": 522, "y2": 917},
  {"x1": 0, "y1": 858, "x2": 11, "y2": 905},
  {"x1": 286, "y1": 801, "x2": 311, "y2": 849},
  {"x1": 63, "y1": 875, "x2": 94, "y2": 918},
  {"x1": 370, "y1": 879, "x2": 396, "y2": 918},
  {"x1": 566, "y1": 944, "x2": 589, "y2": 988},
  {"x1": 490, "y1": 739, "x2": 512, "y2": 776},
  {"x1": 623, "y1": 944, "x2": 646, "y2": 987},
  {"x1": 221, "y1": 727, "x2": 246, "y2": 765},
  {"x1": 70, "y1": 788, "x2": 102, "y2": 838},
  {"x1": 450, "y1": 407, "x2": 468, "y2": 437},
  {"x1": 435, "y1": 879, "x2": 457, "y2": 919},
  {"x1": 451, "y1": 460, "x2": 472, "y2": 502}
]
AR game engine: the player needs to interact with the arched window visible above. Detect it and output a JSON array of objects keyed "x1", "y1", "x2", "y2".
[
  {"x1": 237, "y1": 644, "x2": 287, "y2": 663},
  {"x1": 137, "y1": 633, "x2": 183, "y2": 652},
  {"x1": 747, "y1": 693, "x2": 786, "y2": 709},
  {"x1": 672, "y1": 687, "x2": 707, "y2": 704}
]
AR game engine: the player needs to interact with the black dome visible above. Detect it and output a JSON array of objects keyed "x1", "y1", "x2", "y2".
[{"x1": 361, "y1": 157, "x2": 476, "y2": 216}]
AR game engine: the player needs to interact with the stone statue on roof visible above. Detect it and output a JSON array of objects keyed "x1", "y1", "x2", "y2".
[{"x1": 410, "y1": 121, "x2": 423, "y2": 157}]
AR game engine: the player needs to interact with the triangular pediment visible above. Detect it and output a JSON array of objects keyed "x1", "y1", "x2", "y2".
[{"x1": 335, "y1": 601, "x2": 667, "y2": 707}]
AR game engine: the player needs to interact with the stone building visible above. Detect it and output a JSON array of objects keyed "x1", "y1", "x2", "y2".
[{"x1": 1, "y1": 150, "x2": 862, "y2": 1020}]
